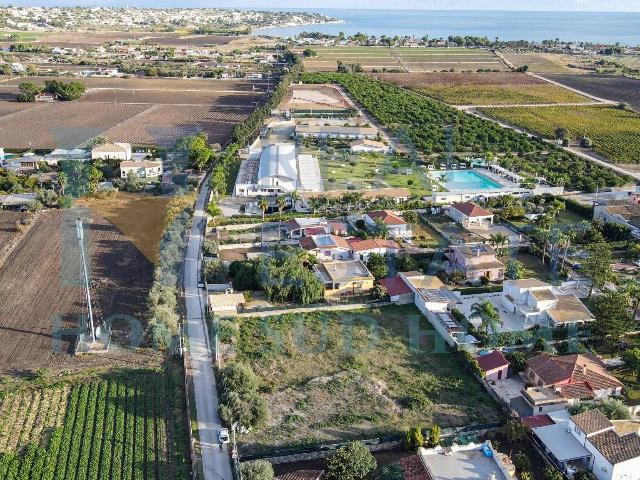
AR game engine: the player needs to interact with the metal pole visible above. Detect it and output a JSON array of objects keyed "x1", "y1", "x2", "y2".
[{"x1": 76, "y1": 218, "x2": 96, "y2": 343}]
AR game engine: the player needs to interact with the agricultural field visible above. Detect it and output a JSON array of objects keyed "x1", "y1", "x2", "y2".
[
  {"x1": 231, "y1": 305, "x2": 502, "y2": 455},
  {"x1": 301, "y1": 46, "x2": 508, "y2": 72},
  {"x1": 77, "y1": 192, "x2": 171, "y2": 263},
  {"x1": 0, "y1": 76, "x2": 266, "y2": 149},
  {"x1": 499, "y1": 51, "x2": 584, "y2": 74},
  {"x1": 0, "y1": 368, "x2": 190, "y2": 479},
  {"x1": 314, "y1": 149, "x2": 432, "y2": 196},
  {"x1": 0, "y1": 209, "x2": 154, "y2": 372},
  {"x1": 372, "y1": 71, "x2": 588, "y2": 105},
  {"x1": 481, "y1": 105, "x2": 640, "y2": 164},
  {"x1": 542, "y1": 74, "x2": 640, "y2": 111},
  {"x1": 0, "y1": 211, "x2": 28, "y2": 261}
]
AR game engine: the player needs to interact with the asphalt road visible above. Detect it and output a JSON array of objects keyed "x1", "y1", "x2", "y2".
[{"x1": 183, "y1": 180, "x2": 234, "y2": 480}]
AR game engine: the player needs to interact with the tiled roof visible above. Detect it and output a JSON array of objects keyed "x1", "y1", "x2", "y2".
[
  {"x1": 571, "y1": 409, "x2": 613, "y2": 435},
  {"x1": 450, "y1": 202, "x2": 493, "y2": 218},
  {"x1": 277, "y1": 470, "x2": 323, "y2": 480},
  {"x1": 547, "y1": 294, "x2": 595, "y2": 325},
  {"x1": 526, "y1": 354, "x2": 621, "y2": 392},
  {"x1": 559, "y1": 382, "x2": 597, "y2": 400},
  {"x1": 301, "y1": 234, "x2": 350, "y2": 251},
  {"x1": 589, "y1": 429, "x2": 640, "y2": 464},
  {"x1": 365, "y1": 210, "x2": 406, "y2": 225},
  {"x1": 521, "y1": 415, "x2": 555, "y2": 429},
  {"x1": 476, "y1": 350, "x2": 509, "y2": 372},
  {"x1": 348, "y1": 238, "x2": 401, "y2": 252},
  {"x1": 379, "y1": 276, "x2": 413, "y2": 297}
]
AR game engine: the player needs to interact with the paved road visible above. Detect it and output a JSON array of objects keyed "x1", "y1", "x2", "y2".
[{"x1": 183, "y1": 180, "x2": 234, "y2": 480}]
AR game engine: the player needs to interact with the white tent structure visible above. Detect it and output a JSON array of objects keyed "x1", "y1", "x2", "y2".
[{"x1": 257, "y1": 143, "x2": 298, "y2": 192}]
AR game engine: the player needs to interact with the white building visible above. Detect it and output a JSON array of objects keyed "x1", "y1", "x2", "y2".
[
  {"x1": 531, "y1": 409, "x2": 640, "y2": 480},
  {"x1": 349, "y1": 139, "x2": 389, "y2": 154},
  {"x1": 363, "y1": 210, "x2": 412, "y2": 238},
  {"x1": 594, "y1": 203, "x2": 640, "y2": 239},
  {"x1": 502, "y1": 279, "x2": 595, "y2": 328},
  {"x1": 295, "y1": 124, "x2": 378, "y2": 140},
  {"x1": 92, "y1": 143, "x2": 132, "y2": 161},
  {"x1": 234, "y1": 143, "x2": 322, "y2": 196},
  {"x1": 447, "y1": 202, "x2": 494, "y2": 228},
  {"x1": 120, "y1": 159, "x2": 163, "y2": 179},
  {"x1": 43, "y1": 148, "x2": 89, "y2": 165}
]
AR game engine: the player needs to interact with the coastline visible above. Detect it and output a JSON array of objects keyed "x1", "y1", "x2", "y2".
[{"x1": 252, "y1": 19, "x2": 346, "y2": 35}]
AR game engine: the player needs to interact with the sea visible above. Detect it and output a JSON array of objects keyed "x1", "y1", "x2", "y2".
[{"x1": 252, "y1": 9, "x2": 640, "y2": 45}]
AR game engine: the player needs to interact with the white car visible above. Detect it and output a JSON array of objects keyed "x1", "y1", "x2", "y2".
[{"x1": 218, "y1": 428, "x2": 230, "y2": 444}]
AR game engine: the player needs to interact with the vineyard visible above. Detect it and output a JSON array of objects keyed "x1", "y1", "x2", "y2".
[
  {"x1": 481, "y1": 105, "x2": 640, "y2": 164},
  {"x1": 0, "y1": 368, "x2": 190, "y2": 480},
  {"x1": 371, "y1": 71, "x2": 546, "y2": 87}
]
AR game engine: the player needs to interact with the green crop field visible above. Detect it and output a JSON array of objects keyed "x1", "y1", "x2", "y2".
[
  {"x1": 0, "y1": 368, "x2": 190, "y2": 480},
  {"x1": 481, "y1": 105, "x2": 640, "y2": 164},
  {"x1": 415, "y1": 84, "x2": 589, "y2": 105},
  {"x1": 231, "y1": 305, "x2": 502, "y2": 455},
  {"x1": 301, "y1": 46, "x2": 507, "y2": 72}
]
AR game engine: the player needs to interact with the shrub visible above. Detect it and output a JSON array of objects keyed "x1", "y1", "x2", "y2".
[
  {"x1": 405, "y1": 427, "x2": 423, "y2": 451},
  {"x1": 240, "y1": 460, "x2": 274, "y2": 480},
  {"x1": 543, "y1": 466, "x2": 564, "y2": 480},
  {"x1": 505, "y1": 351, "x2": 527, "y2": 373},
  {"x1": 377, "y1": 463, "x2": 404, "y2": 480},
  {"x1": 426, "y1": 424, "x2": 441, "y2": 447},
  {"x1": 513, "y1": 451, "x2": 530, "y2": 471},
  {"x1": 325, "y1": 442, "x2": 376, "y2": 480},
  {"x1": 568, "y1": 399, "x2": 631, "y2": 420}
]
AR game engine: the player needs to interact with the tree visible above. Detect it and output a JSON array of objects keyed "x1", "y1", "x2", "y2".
[
  {"x1": 402, "y1": 210, "x2": 418, "y2": 226},
  {"x1": 620, "y1": 279, "x2": 640, "y2": 318},
  {"x1": 289, "y1": 190, "x2": 301, "y2": 211},
  {"x1": 569, "y1": 399, "x2": 631, "y2": 420},
  {"x1": 582, "y1": 242, "x2": 613, "y2": 298},
  {"x1": 17, "y1": 81, "x2": 42, "y2": 102},
  {"x1": 366, "y1": 253, "x2": 388, "y2": 280},
  {"x1": 258, "y1": 197, "x2": 269, "y2": 220},
  {"x1": 505, "y1": 259, "x2": 525, "y2": 280},
  {"x1": 325, "y1": 442, "x2": 376, "y2": 480},
  {"x1": 302, "y1": 48, "x2": 317, "y2": 57},
  {"x1": 489, "y1": 232, "x2": 508, "y2": 256},
  {"x1": 404, "y1": 427, "x2": 423, "y2": 451},
  {"x1": 426, "y1": 424, "x2": 440, "y2": 447},
  {"x1": 210, "y1": 165, "x2": 226, "y2": 196},
  {"x1": 574, "y1": 472, "x2": 597, "y2": 480},
  {"x1": 590, "y1": 291, "x2": 633, "y2": 343},
  {"x1": 502, "y1": 201, "x2": 526, "y2": 219},
  {"x1": 622, "y1": 348, "x2": 640, "y2": 382},
  {"x1": 240, "y1": 460, "x2": 274, "y2": 480},
  {"x1": 543, "y1": 466, "x2": 564, "y2": 480},
  {"x1": 502, "y1": 420, "x2": 527, "y2": 445},
  {"x1": 206, "y1": 201, "x2": 222, "y2": 217},
  {"x1": 505, "y1": 351, "x2": 527, "y2": 373},
  {"x1": 470, "y1": 300, "x2": 502, "y2": 334},
  {"x1": 275, "y1": 195, "x2": 287, "y2": 243}
]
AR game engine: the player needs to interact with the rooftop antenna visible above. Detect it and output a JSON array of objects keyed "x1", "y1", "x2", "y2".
[{"x1": 76, "y1": 218, "x2": 96, "y2": 344}]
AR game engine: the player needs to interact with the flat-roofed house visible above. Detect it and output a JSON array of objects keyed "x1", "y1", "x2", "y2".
[
  {"x1": 363, "y1": 210, "x2": 412, "y2": 238},
  {"x1": 313, "y1": 260, "x2": 374, "y2": 298},
  {"x1": 502, "y1": 279, "x2": 595, "y2": 328},
  {"x1": 300, "y1": 234, "x2": 351, "y2": 260},
  {"x1": 208, "y1": 292, "x2": 246, "y2": 316},
  {"x1": 120, "y1": 159, "x2": 163, "y2": 178},
  {"x1": 446, "y1": 244, "x2": 504, "y2": 284},
  {"x1": 92, "y1": 142, "x2": 132, "y2": 161},
  {"x1": 447, "y1": 202, "x2": 494, "y2": 228},
  {"x1": 594, "y1": 203, "x2": 640, "y2": 238}
]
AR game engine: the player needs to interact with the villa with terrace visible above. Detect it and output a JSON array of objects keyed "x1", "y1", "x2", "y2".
[
  {"x1": 502, "y1": 279, "x2": 595, "y2": 329},
  {"x1": 521, "y1": 353, "x2": 624, "y2": 416},
  {"x1": 363, "y1": 210, "x2": 412, "y2": 238},
  {"x1": 528, "y1": 409, "x2": 640, "y2": 480},
  {"x1": 447, "y1": 201, "x2": 495, "y2": 228},
  {"x1": 446, "y1": 244, "x2": 505, "y2": 284}
]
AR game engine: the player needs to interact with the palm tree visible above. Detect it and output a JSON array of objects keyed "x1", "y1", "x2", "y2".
[
  {"x1": 559, "y1": 228, "x2": 575, "y2": 271},
  {"x1": 289, "y1": 190, "x2": 301, "y2": 212},
  {"x1": 470, "y1": 300, "x2": 502, "y2": 334},
  {"x1": 57, "y1": 171, "x2": 67, "y2": 196},
  {"x1": 276, "y1": 195, "x2": 287, "y2": 244},
  {"x1": 489, "y1": 232, "x2": 508, "y2": 256},
  {"x1": 535, "y1": 214, "x2": 554, "y2": 265},
  {"x1": 308, "y1": 197, "x2": 321, "y2": 214},
  {"x1": 258, "y1": 197, "x2": 269, "y2": 220},
  {"x1": 621, "y1": 280, "x2": 640, "y2": 318}
]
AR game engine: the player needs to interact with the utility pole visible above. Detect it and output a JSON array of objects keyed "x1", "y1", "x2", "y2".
[{"x1": 76, "y1": 218, "x2": 96, "y2": 343}]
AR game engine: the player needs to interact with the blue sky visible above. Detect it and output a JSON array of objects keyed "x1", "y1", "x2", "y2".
[{"x1": 5, "y1": 0, "x2": 640, "y2": 10}]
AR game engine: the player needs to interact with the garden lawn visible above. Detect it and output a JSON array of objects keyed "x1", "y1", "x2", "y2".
[
  {"x1": 233, "y1": 305, "x2": 502, "y2": 455},
  {"x1": 416, "y1": 84, "x2": 588, "y2": 106},
  {"x1": 481, "y1": 105, "x2": 640, "y2": 164}
]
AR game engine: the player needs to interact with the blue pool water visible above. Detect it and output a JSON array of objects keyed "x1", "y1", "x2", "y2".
[{"x1": 433, "y1": 170, "x2": 503, "y2": 191}]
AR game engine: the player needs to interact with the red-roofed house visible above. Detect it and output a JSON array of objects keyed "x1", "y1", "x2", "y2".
[
  {"x1": 284, "y1": 217, "x2": 328, "y2": 238},
  {"x1": 476, "y1": 350, "x2": 510, "y2": 381},
  {"x1": 447, "y1": 202, "x2": 494, "y2": 228},
  {"x1": 300, "y1": 234, "x2": 351, "y2": 260},
  {"x1": 363, "y1": 210, "x2": 412, "y2": 238},
  {"x1": 348, "y1": 238, "x2": 403, "y2": 261},
  {"x1": 328, "y1": 220, "x2": 348, "y2": 236},
  {"x1": 378, "y1": 275, "x2": 414, "y2": 304}
]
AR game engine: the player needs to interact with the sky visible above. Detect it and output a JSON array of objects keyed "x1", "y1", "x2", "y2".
[{"x1": 5, "y1": 0, "x2": 640, "y2": 10}]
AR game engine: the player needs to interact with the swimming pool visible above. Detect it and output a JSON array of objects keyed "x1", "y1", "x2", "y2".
[{"x1": 431, "y1": 170, "x2": 504, "y2": 191}]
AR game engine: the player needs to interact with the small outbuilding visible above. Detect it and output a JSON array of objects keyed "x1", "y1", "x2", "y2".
[
  {"x1": 208, "y1": 292, "x2": 246, "y2": 316},
  {"x1": 476, "y1": 350, "x2": 510, "y2": 381}
]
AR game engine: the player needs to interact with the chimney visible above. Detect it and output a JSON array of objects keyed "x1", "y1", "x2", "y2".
[{"x1": 582, "y1": 364, "x2": 588, "y2": 374}]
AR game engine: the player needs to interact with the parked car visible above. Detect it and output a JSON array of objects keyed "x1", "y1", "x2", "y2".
[{"x1": 218, "y1": 428, "x2": 230, "y2": 444}]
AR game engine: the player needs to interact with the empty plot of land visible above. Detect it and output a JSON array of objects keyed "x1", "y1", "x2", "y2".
[
  {"x1": 0, "y1": 209, "x2": 153, "y2": 372},
  {"x1": 279, "y1": 83, "x2": 352, "y2": 110},
  {"x1": 81, "y1": 88, "x2": 263, "y2": 106},
  {"x1": 541, "y1": 74, "x2": 640, "y2": 111},
  {"x1": 0, "y1": 211, "x2": 27, "y2": 261},
  {"x1": 302, "y1": 46, "x2": 507, "y2": 72},
  {"x1": 481, "y1": 105, "x2": 640, "y2": 164},
  {"x1": 371, "y1": 72, "x2": 589, "y2": 105},
  {"x1": 500, "y1": 52, "x2": 581, "y2": 74}
]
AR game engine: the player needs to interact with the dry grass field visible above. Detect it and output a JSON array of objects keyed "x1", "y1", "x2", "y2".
[
  {"x1": 0, "y1": 209, "x2": 154, "y2": 373},
  {"x1": 371, "y1": 71, "x2": 589, "y2": 105},
  {"x1": 499, "y1": 51, "x2": 583, "y2": 74},
  {"x1": 0, "y1": 76, "x2": 266, "y2": 148},
  {"x1": 301, "y1": 46, "x2": 507, "y2": 72}
]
